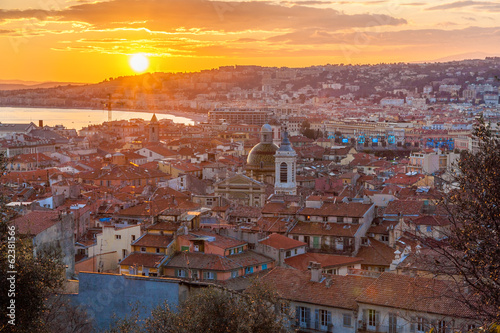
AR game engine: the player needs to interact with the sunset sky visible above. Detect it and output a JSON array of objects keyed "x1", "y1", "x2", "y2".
[{"x1": 2, "y1": 0, "x2": 500, "y2": 83}]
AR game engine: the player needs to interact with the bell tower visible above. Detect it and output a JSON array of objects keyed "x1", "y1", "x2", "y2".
[
  {"x1": 149, "y1": 114, "x2": 159, "y2": 143},
  {"x1": 274, "y1": 129, "x2": 297, "y2": 195}
]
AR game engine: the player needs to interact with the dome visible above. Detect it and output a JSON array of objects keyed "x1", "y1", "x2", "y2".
[
  {"x1": 247, "y1": 142, "x2": 279, "y2": 167},
  {"x1": 261, "y1": 124, "x2": 272, "y2": 133}
]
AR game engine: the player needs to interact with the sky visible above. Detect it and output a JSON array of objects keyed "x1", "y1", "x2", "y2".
[{"x1": 1, "y1": 0, "x2": 500, "y2": 83}]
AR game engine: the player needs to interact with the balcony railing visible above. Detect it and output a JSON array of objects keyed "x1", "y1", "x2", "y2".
[{"x1": 358, "y1": 324, "x2": 405, "y2": 333}]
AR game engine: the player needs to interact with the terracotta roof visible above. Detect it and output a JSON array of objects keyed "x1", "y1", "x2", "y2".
[
  {"x1": 356, "y1": 238, "x2": 395, "y2": 267},
  {"x1": 133, "y1": 233, "x2": 174, "y2": 248},
  {"x1": 259, "y1": 233, "x2": 306, "y2": 250},
  {"x1": 120, "y1": 252, "x2": 165, "y2": 268},
  {"x1": 13, "y1": 211, "x2": 61, "y2": 236},
  {"x1": 299, "y1": 202, "x2": 372, "y2": 218},
  {"x1": 356, "y1": 272, "x2": 475, "y2": 318},
  {"x1": 262, "y1": 267, "x2": 374, "y2": 310},
  {"x1": 409, "y1": 215, "x2": 451, "y2": 226},
  {"x1": 289, "y1": 221, "x2": 360, "y2": 237},
  {"x1": 384, "y1": 200, "x2": 424, "y2": 216},
  {"x1": 147, "y1": 221, "x2": 179, "y2": 232},
  {"x1": 261, "y1": 202, "x2": 300, "y2": 215},
  {"x1": 285, "y1": 253, "x2": 363, "y2": 271},
  {"x1": 248, "y1": 217, "x2": 290, "y2": 233},
  {"x1": 165, "y1": 250, "x2": 273, "y2": 271},
  {"x1": 367, "y1": 220, "x2": 398, "y2": 235},
  {"x1": 189, "y1": 230, "x2": 247, "y2": 249}
]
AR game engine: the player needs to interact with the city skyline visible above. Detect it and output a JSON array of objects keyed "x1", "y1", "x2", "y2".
[{"x1": 1, "y1": 0, "x2": 500, "y2": 82}]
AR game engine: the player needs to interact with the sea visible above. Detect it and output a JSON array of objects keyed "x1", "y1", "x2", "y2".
[{"x1": 0, "y1": 107, "x2": 196, "y2": 130}]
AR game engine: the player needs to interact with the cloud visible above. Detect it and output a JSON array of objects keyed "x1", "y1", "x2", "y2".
[
  {"x1": 0, "y1": 0, "x2": 407, "y2": 33},
  {"x1": 426, "y1": 1, "x2": 500, "y2": 12}
]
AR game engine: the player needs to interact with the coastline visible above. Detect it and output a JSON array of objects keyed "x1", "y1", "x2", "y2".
[{"x1": 0, "y1": 105, "x2": 208, "y2": 123}]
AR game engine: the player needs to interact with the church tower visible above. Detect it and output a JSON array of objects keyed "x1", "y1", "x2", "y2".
[
  {"x1": 274, "y1": 129, "x2": 297, "y2": 195},
  {"x1": 149, "y1": 114, "x2": 159, "y2": 143}
]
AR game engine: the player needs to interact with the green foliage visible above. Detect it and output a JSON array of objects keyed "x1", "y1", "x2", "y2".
[{"x1": 107, "y1": 280, "x2": 292, "y2": 333}]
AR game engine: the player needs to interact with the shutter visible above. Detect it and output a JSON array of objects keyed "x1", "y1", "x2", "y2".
[
  {"x1": 375, "y1": 311, "x2": 380, "y2": 326},
  {"x1": 363, "y1": 309, "x2": 368, "y2": 325},
  {"x1": 410, "y1": 317, "x2": 416, "y2": 333},
  {"x1": 305, "y1": 307, "x2": 311, "y2": 328},
  {"x1": 214, "y1": 272, "x2": 217, "y2": 280},
  {"x1": 315, "y1": 309, "x2": 320, "y2": 330},
  {"x1": 327, "y1": 311, "x2": 333, "y2": 332},
  {"x1": 295, "y1": 307, "x2": 300, "y2": 326},
  {"x1": 203, "y1": 271, "x2": 207, "y2": 279}
]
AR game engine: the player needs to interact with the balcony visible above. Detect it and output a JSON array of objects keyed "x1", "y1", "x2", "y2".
[{"x1": 358, "y1": 324, "x2": 405, "y2": 333}]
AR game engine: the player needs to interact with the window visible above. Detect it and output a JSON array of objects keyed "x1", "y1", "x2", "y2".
[
  {"x1": 381, "y1": 235, "x2": 389, "y2": 242},
  {"x1": 131, "y1": 235, "x2": 136, "y2": 241},
  {"x1": 368, "y1": 309, "x2": 379, "y2": 328},
  {"x1": 436, "y1": 320, "x2": 446, "y2": 333},
  {"x1": 122, "y1": 249, "x2": 127, "y2": 257},
  {"x1": 176, "y1": 269, "x2": 186, "y2": 278},
  {"x1": 140, "y1": 247, "x2": 146, "y2": 252},
  {"x1": 294, "y1": 249, "x2": 298, "y2": 255},
  {"x1": 297, "y1": 306, "x2": 309, "y2": 328},
  {"x1": 231, "y1": 270, "x2": 239, "y2": 278},
  {"x1": 280, "y1": 162, "x2": 288, "y2": 183},
  {"x1": 352, "y1": 218, "x2": 359, "y2": 224},
  {"x1": 191, "y1": 270, "x2": 199, "y2": 280},
  {"x1": 426, "y1": 226, "x2": 432, "y2": 232},
  {"x1": 115, "y1": 235, "x2": 121, "y2": 240},
  {"x1": 416, "y1": 225, "x2": 421, "y2": 232},
  {"x1": 293, "y1": 236, "x2": 299, "y2": 241},
  {"x1": 343, "y1": 314, "x2": 352, "y2": 327},
  {"x1": 323, "y1": 216, "x2": 328, "y2": 222},
  {"x1": 306, "y1": 215, "x2": 310, "y2": 221},
  {"x1": 319, "y1": 309, "x2": 330, "y2": 328},
  {"x1": 156, "y1": 248, "x2": 160, "y2": 253},
  {"x1": 245, "y1": 267, "x2": 254, "y2": 274},
  {"x1": 262, "y1": 264, "x2": 268, "y2": 270},
  {"x1": 285, "y1": 250, "x2": 291, "y2": 258},
  {"x1": 416, "y1": 317, "x2": 427, "y2": 333},
  {"x1": 304, "y1": 236, "x2": 310, "y2": 245},
  {"x1": 337, "y1": 217, "x2": 344, "y2": 223},
  {"x1": 203, "y1": 271, "x2": 216, "y2": 280}
]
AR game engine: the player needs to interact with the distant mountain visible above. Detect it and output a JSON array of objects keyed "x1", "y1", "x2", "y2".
[
  {"x1": 414, "y1": 52, "x2": 500, "y2": 63},
  {"x1": 0, "y1": 80, "x2": 87, "y2": 91}
]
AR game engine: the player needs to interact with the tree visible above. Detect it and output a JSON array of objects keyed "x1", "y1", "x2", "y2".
[
  {"x1": 419, "y1": 117, "x2": 500, "y2": 324},
  {"x1": 107, "y1": 279, "x2": 292, "y2": 333},
  {"x1": 0, "y1": 153, "x2": 91, "y2": 332}
]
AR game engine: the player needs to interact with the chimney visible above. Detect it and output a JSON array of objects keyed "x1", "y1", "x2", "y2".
[
  {"x1": 309, "y1": 261, "x2": 323, "y2": 282},
  {"x1": 39, "y1": 120, "x2": 43, "y2": 127}
]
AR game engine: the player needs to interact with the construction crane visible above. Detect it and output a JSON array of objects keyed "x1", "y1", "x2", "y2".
[{"x1": 107, "y1": 94, "x2": 112, "y2": 122}]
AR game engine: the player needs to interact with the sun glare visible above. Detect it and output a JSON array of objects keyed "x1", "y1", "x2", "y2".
[{"x1": 129, "y1": 54, "x2": 149, "y2": 73}]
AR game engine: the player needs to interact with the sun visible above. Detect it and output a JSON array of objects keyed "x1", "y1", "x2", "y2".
[{"x1": 129, "y1": 54, "x2": 149, "y2": 73}]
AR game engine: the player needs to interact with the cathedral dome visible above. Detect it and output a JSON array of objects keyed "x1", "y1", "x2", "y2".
[{"x1": 246, "y1": 141, "x2": 279, "y2": 167}]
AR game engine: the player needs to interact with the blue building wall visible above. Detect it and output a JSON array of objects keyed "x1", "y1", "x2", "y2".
[{"x1": 71, "y1": 272, "x2": 181, "y2": 330}]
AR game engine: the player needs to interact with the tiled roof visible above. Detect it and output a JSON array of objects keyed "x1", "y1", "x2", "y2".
[
  {"x1": 384, "y1": 200, "x2": 424, "y2": 216},
  {"x1": 132, "y1": 233, "x2": 174, "y2": 248},
  {"x1": 261, "y1": 267, "x2": 374, "y2": 310},
  {"x1": 259, "y1": 233, "x2": 306, "y2": 250},
  {"x1": 165, "y1": 250, "x2": 273, "y2": 271},
  {"x1": 356, "y1": 238, "x2": 395, "y2": 267},
  {"x1": 189, "y1": 230, "x2": 247, "y2": 249},
  {"x1": 367, "y1": 220, "x2": 398, "y2": 234},
  {"x1": 248, "y1": 217, "x2": 290, "y2": 233},
  {"x1": 13, "y1": 211, "x2": 60, "y2": 236},
  {"x1": 299, "y1": 202, "x2": 372, "y2": 218},
  {"x1": 261, "y1": 202, "x2": 300, "y2": 215},
  {"x1": 409, "y1": 215, "x2": 450, "y2": 226},
  {"x1": 147, "y1": 221, "x2": 179, "y2": 232},
  {"x1": 285, "y1": 253, "x2": 363, "y2": 271},
  {"x1": 289, "y1": 222, "x2": 360, "y2": 237},
  {"x1": 120, "y1": 252, "x2": 165, "y2": 268},
  {"x1": 356, "y1": 272, "x2": 475, "y2": 318}
]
